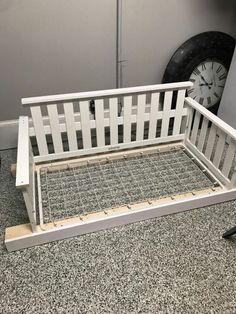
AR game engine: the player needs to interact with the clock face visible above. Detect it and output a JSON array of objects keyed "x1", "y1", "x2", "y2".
[{"x1": 188, "y1": 60, "x2": 228, "y2": 108}]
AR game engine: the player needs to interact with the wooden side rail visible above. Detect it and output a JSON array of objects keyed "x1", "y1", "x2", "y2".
[
  {"x1": 185, "y1": 97, "x2": 236, "y2": 188},
  {"x1": 185, "y1": 97, "x2": 236, "y2": 141},
  {"x1": 21, "y1": 82, "x2": 193, "y2": 163},
  {"x1": 16, "y1": 117, "x2": 37, "y2": 231},
  {"x1": 22, "y1": 81, "x2": 192, "y2": 106}
]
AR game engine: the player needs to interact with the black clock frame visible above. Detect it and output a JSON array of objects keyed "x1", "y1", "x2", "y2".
[{"x1": 162, "y1": 31, "x2": 235, "y2": 113}]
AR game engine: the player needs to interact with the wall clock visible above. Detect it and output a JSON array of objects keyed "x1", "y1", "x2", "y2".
[{"x1": 162, "y1": 32, "x2": 235, "y2": 113}]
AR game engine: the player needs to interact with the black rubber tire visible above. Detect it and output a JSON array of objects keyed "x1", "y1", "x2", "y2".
[{"x1": 162, "y1": 31, "x2": 235, "y2": 113}]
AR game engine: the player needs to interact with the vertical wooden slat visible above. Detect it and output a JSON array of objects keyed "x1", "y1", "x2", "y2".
[
  {"x1": 95, "y1": 99, "x2": 105, "y2": 147},
  {"x1": 136, "y1": 94, "x2": 146, "y2": 141},
  {"x1": 190, "y1": 111, "x2": 201, "y2": 145},
  {"x1": 148, "y1": 93, "x2": 160, "y2": 139},
  {"x1": 185, "y1": 107, "x2": 194, "y2": 141},
  {"x1": 47, "y1": 104, "x2": 63, "y2": 153},
  {"x1": 161, "y1": 91, "x2": 173, "y2": 137},
  {"x1": 31, "y1": 106, "x2": 48, "y2": 155},
  {"x1": 222, "y1": 139, "x2": 236, "y2": 178},
  {"x1": 212, "y1": 130, "x2": 226, "y2": 168},
  {"x1": 123, "y1": 96, "x2": 132, "y2": 143},
  {"x1": 197, "y1": 116, "x2": 208, "y2": 152},
  {"x1": 173, "y1": 89, "x2": 186, "y2": 135},
  {"x1": 205, "y1": 124, "x2": 217, "y2": 160},
  {"x1": 109, "y1": 97, "x2": 118, "y2": 145},
  {"x1": 63, "y1": 102, "x2": 78, "y2": 151},
  {"x1": 80, "y1": 101, "x2": 92, "y2": 149}
]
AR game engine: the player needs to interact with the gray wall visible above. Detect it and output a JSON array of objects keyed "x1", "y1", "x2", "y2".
[
  {"x1": 121, "y1": 0, "x2": 236, "y2": 87},
  {"x1": 218, "y1": 48, "x2": 236, "y2": 127},
  {"x1": 0, "y1": 0, "x2": 236, "y2": 121},
  {"x1": 0, "y1": 0, "x2": 116, "y2": 121}
]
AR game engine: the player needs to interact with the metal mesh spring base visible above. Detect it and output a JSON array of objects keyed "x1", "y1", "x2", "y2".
[{"x1": 39, "y1": 149, "x2": 216, "y2": 224}]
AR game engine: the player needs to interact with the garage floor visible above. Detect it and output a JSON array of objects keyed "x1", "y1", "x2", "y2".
[{"x1": 1, "y1": 149, "x2": 236, "y2": 313}]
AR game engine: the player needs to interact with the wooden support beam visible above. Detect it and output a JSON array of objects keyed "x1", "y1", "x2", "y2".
[{"x1": 6, "y1": 186, "x2": 234, "y2": 252}]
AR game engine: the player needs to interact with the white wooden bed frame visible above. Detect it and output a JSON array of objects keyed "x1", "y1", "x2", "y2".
[{"x1": 5, "y1": 82, "x2": 236, "y2": 251}]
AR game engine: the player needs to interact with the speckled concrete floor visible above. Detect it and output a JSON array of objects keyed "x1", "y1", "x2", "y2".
[{"x1": 1, "y1": 149, "x2": 236, "y2": 314}]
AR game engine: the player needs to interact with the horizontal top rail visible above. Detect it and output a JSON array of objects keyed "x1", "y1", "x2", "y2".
[
  {"x1": 22, "y1": 82, "x2": 193, "y2": 107},
  {"x1": 185, "y1": 97, "x2": 236, "y2": 141}
]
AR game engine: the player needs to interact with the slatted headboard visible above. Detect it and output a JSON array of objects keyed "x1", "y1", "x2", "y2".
[{"x1": 21, "y1": 82, "x2": 193, "y2": 163}]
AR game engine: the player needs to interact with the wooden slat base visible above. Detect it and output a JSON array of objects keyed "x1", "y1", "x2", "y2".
[{"x1": 5, "y1": 187, "x2": 236, "y2": 252}]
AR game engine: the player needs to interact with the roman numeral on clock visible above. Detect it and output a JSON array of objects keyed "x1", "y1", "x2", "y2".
[
  {"x1": 214, "y1": 92, "x2": 219, "y2": 98},
  {"x1": 202, "y1": 64, "x2": 206, "y2": 71},
  {"x1": 193, "y1": 68, "x2": 200, "y2": 76},
  {"x1": 188, "y1": 88, "x2": 194, "y2": 94},
  {"x1": 207, "y1": 97, "x2": 212, "y2": 105},
  {"x1": 219, "y1": 73, "x2": 227, "y2": 81},
  {"x1": 199, "y1": 97, "x2": 204, "y2": 105},
  {"x1": 189, "y1": 78, "x2": 196, "y2": 83},
  {"x1": 216, "y1": 65, "x2": 223, "y2": 73}
]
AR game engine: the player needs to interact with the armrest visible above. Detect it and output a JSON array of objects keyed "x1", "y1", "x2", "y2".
[
  {"x1": 185, "y1": 97, "x2": 236, "y2": 141},
  {"x1": 16, "y1": 116, "x2": 30, "y2": 188}
]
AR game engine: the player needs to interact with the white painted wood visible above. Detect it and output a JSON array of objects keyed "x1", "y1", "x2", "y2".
[
  {"x1": 109, "y1": 97, "x2": 119, "y2": 145},
  {"x1": 63, "y1": 102, "x2": 78, "y2": 151},
  {"x1": 5, "y1": 188, "x2": 236, "y2": 252},
  {"x1": 186, "y1": 139, "x2": 230, "y2": 186},
  {"x1": 136, "y1": 94, "x2": 146, "y2": 140},
  {"x1": 47, "y1": 104, "x2": 63, "y2": 153},
  {"x1": 222, "y1": 139, "x2": 236, "y2": 178},
  {"x1": 148, "y1": 93, "x2": 160, "y2": 139},
  {"x1": 22, "y1": 82, "x2": 193, "y2": 106},
  {"x1": 185, "y1": 97, "x2": 236, "y2": 141},
  {"x1": 205, "y1": 124, "x2": 217, "y2": 160},
  {"x1": 212, "y1": 130, "x2": 226, "y2": 168},
  {"x1": 31, "y1": 106, "x2": 48, "y2": 155},
  {"x1": 29, "y1": 143, "x2": 36, "y2": 223},
  {"x1": 28, "y1": 108, "x2": 189, "y2": 138},
  {"x1": 190, "y1": 111, "x2": 201, "y2": 145},
  {"x1": 184, "y1": 107, "x2": 194, "y2": 142},
  {"x1": 123, "y1": 96, "x2": 132, "y2": 143},
  {"x1": 173, "y1": 89, "x2": 186, "y2": 135},
  {"x1": 33, "y1": 134, "x2": 185, "y2": 163},
  {"x1": 184, "y1": 144, "x2": 224, "y2": 188},
  {"x1": 161, "y1": 91, "x2": 173, "y2": 137},
  {"x1": 197, "y1": 117, "x2": 208, "y2": 152},
  {"x1": 13, "y1": 81, "x2": 236, "y2": 251},
  {"x1": 22, "y1": 158, "x2": 36, "y2": 232},
  {"x1": 22, "y1": 187, "x2": 37, "y2": 232},
  {"x1": 80, "y1": 101, "x2": 92, "y2": 149},
  {"x1": 16, "y1": 117, "x2": 30, "y2": 187},
  {"x1": 95, "y1": 99, "x2": 105, "y2": 147},
  {"x1": 16, "y1": 118, "x2": 37, "y2": 231}
]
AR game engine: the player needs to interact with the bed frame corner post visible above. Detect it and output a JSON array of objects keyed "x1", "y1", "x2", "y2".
[
  {"x1": 184, "y1": 101, "x2": 194, "y2": 145},
  {"x1": 16, "y1": 116, "x2": 37, "y2": 233}
]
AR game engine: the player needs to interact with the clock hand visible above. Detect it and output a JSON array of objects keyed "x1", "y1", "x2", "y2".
[
  {"x1": 199, "y1": 83, "x2": 213, "y2": 86},
  {"x1": 200, "y1": 75, "x2": 209, "y2": 85},
  {"x1": 213, "y1": 75, "x2": 216, "y2": 86},
  {"x1": 199, "y1": 75, "x2": 213, "y2": 89},
  {"x1": 200, "y1": 75, "x2": 213, "y2": 87}
]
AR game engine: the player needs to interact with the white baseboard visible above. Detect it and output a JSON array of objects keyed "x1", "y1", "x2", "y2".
[{"x1": 0, "y1": 119, "x2": 18, "y2": 150}]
